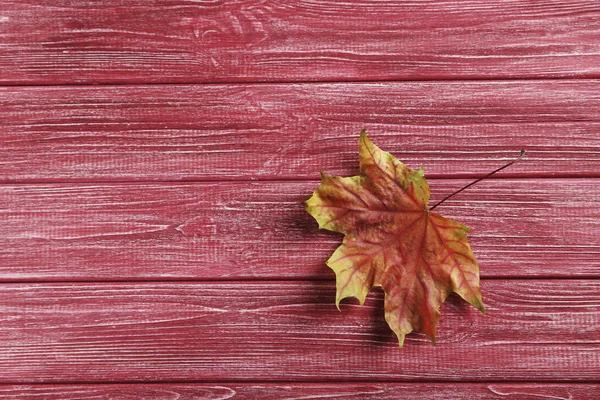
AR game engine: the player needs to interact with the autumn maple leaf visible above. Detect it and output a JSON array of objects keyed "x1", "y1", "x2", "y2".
[{"x1": 306, "y1": 131, "x2": 486, "y2": 347}]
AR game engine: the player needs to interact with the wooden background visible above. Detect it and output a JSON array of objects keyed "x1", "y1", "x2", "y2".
[{"x1": 1, "y1": 1, "x2": 599, "y2": 398}]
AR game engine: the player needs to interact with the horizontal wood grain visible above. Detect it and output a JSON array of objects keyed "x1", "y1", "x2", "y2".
[
  {"x1": 1, "y1": 1, "x2": 600, "y2": 84},
  {"x1": 2, "y1": 81, "x2": 600, "y2": 181},
  {"x1": 3, "y1": 0, "x2": 597, "y2": 392},
  {"x1": 1, "y1": 280, "x2": 599, "y2": 382},
  {"x1": 0, "y1": 383, "x2": 597, "y2": 399},
  {"x1": 1, "y1": 179, "x2": 598, "y2": 281}
]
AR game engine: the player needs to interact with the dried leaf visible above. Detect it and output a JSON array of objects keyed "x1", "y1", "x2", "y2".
[{"x1": 306, "y1": 131, "x2": 486, "y2": 347}]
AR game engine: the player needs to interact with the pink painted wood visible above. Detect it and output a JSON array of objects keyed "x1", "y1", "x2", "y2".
[
  {"x1": 1, "y1": 81, "x2": 600, "y2": 182},
  {"x1": 1, "y1": 0, "x2": 598, "y2": 395},
  {"x1": 1, "y1": 1, "x2": 600, "y2": 84},
  {"x1": 0, "y1": 383, "x2": 598, "y2": 399},
  {"x1": 1, "y1": 179, "x2": 598, "y2": 281},
  {"x1": 0, "y1": 281, "x2": 599, "y2": 382}
]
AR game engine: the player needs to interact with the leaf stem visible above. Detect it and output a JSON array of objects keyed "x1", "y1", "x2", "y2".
[{"x1": 429, "y1": 150, "x2": 526, "y2": 211}]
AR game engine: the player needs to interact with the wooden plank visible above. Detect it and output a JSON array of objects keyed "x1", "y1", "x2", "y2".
[
  {"x1": 0, "y1": 383, "x2": 598, "y2": 399},
  {"x1": 2, "y1": 82, "x2": 600, "y2": 181},
  {"x1": 0, "y1": 280, "x2": 599, "y2": 382},
  {"x1": 1, "y1": 1, "x2": 600, "y2": 84},
  {"x1": 1, "y1": 179, "x2": 598, "y2": 281}
]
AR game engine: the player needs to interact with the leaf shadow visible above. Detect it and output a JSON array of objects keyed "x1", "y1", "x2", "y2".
[
  {"x1": 281, "y1": 199, "x2": 341, "y2": 278},
  {"x1": 364, "y1": 288, "x2": 399, "y2": 347},
  {"x1": 277, "y1": 201, "x2": 341, "y2": 321},
  {"x1": 361, "y1": 289, "x2": 482, "y2": 348}
]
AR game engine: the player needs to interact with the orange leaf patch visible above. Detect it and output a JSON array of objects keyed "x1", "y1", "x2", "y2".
[{"x1": 306, "y1": 131, "x2": 486, "y2": 347}]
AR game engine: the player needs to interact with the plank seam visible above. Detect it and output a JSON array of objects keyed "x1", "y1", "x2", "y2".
[
  {"x1": 0, "y1": 277, "x2": 599, "y2": 285},
  {"x1": 2, "y1": 174, "x2": 600, "y2": 186},
  {"x1": 1, "y1": 75, "x2": 600, "y2": 88}
]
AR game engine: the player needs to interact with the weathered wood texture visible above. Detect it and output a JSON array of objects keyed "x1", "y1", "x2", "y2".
[
  {"x1": 1, "y1": 179, "x2": 598, "y2": 281},
  {"x1": 1, "y1": 0, "x2": 600, "y2": 84},
  {"x1": 2, "y1": 0, "x2": 598, "y2": 392},
  {"x1": 2, "y1": 81, "x2": 600, "y2": 182},
  {"x1": 1, "y1": 281, "x2": 599, "y2": 382},
  {"x1": 0, "y1": 383, "x2": 597, "y2": 399}
]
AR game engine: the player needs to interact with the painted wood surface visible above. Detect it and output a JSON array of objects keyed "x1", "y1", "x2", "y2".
[
  {"x1": 2, "y1": 81, "x2": 600, "y2": 182},
  {"x1": 2, "y1": 0, "x2": 598, "y2": 395},
  {"x1": 1, "y1": 280, "x2": 599, "y2": 382},
  {"x1": 1, "y1": 1, "x2": 600, "y2": 84},
  {"x1": 1, "y1": 179, "x2": 598, "y2": 281},
  {"x1": 0, "y1": 383, "x2": 597, "y2": 399}
]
